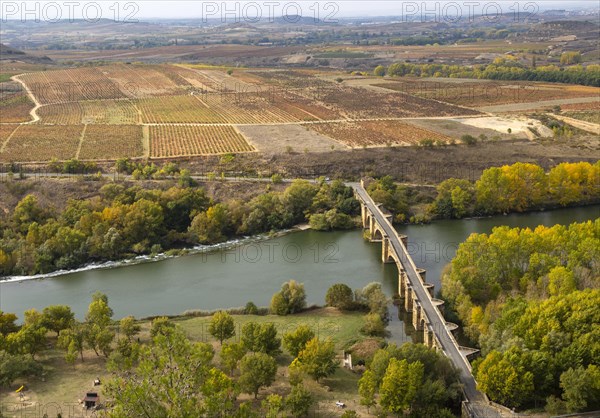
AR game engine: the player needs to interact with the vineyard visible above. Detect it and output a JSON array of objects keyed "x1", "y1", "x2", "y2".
[
  {"x1": 0, "y1": 92, "x2": 34, "y2": 123},
  {"x1": 310, "y1": 120, "x2": 452, "y2": 147},
  {"x1": 79, "y1": 125, "x2": 144, "y2": 160},
  {"x1": 149, "y1": 125, "x2": 255, "y2": 157},
  {"x1": 0, "y1": 125, "x2": 83, "y2": 162},
  {"x1": 0, "y1": 124, "x2": 20, "y2": 146},
  {"x1": 373, "y1": 80, "x2": 600, "y2": 107},
  {"x1": 37, "y1": 100, "x2": 139, "y2": 124}
]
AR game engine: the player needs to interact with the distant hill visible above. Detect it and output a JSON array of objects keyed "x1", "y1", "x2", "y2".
[{"x1": 0, "y1": 43, "x2": 53, "y2": 64}]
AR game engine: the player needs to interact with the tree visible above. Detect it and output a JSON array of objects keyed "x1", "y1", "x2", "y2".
[
  {"x1": 475, "y1": 350, "x2": 534, "y2": 408},
  {"x1": 283, "y1": 325, "x2": 315, "y2": 357},
  {"x1": 105, "y1": 327, "x2": 215, "y2": 417},
  {"x1": 58, "y1": 322, "x2": 86, "y2": 363},
  {"x1": 86, "y1": 292, "x2": 113, "y2": 328},
  {"x1": 84, "y1": 323, "x2": 115, "y2": 357},
  {"x1": 150, "y1": 316, "x2": 176, "y2": 337},
  {"x1": 325, "y1": 283, "x2": 354, "y2": 310},
  {"x1": 374, "y1": 65, "x2": 386, "y2": 76},
  {"x1": 560, "y1": 365, "x2": 600, "y2": 412},
  {"x1": 361, "y1": 312, "x2": 386, "y2": 337},
  {"x1": 201, "y1": 368, "x2": 237, "y2": 417},
  {"x1": 262, "y1": 394, "x2": 284, "y2": 418},
  {"x1": 296, "y1": 338, "x2": 338, "y2": 382},
  {"x1": 220, "y1": 342, "x2": 246, "y2": 375},
  {"x1": 286, "y1": 384, "x2": 313, "y2": 418},
  {"x1": 240, "y1": 322, "x2": 281, "y2": 356},
  {"x1": 209, "y1": 311, "x2": 235, "y2": 344},
  {"x1": 42, "y1": 305, "x2": 74, "y2": 336},
  {"x1": 119, "y1": 316, "x2": 141, "y2": 341},
  {"x1": 7, "y1": 324, "x2": 47, "y2": 359},
  {"x1": 379, "y1": 358, "x2": 424, "y2": 415},
  {"x1": 358, "y1": 369, "x2": 377, "y2": 411},
  {"x1": 0, "y1": 351, "x2": 42, "y2": 387},
  {"x1": 270, "y1": 280, "x2": 306, "y2": 315},
  {"x1": 0, "y1": 311, "x2": 18, "y2": 336},
  {"x1": 238, "y1": 352, "x2": 278, "y2": 399}
]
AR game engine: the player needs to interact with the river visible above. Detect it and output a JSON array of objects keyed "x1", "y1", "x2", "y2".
[{"x1": 1, "y1": 206, "x2": 597, "y2": 332}]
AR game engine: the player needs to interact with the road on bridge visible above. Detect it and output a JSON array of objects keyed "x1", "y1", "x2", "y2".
[{"x1": 351, "y1": 183, "x2": 487, "y2": 405}]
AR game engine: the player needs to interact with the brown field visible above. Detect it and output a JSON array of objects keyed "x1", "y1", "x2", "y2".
[
  {"x1": 0, "y1": 125, "x2": 83, "y2": 162},
  {"x1": 310, "y1": 120, "x2": 453, "y2": 147},
  {"x1": 373, "y1": 79, "x2": 600, "y2": 108},
  {"x1": 149, "y1": 125, "x2": 255, "y2": 157},
  {"x1": 37, "y1": 99, "x2": 139, "y2": 124},
  {"x1": 560, "y1": 100, "x2": 600, "y2": 111},
  {"x1": 0, "y1": 124, "x2": 20, "y2": 146},
  {"x1": 19, "y1": 68, "x2": 125, "y2": 104},
  {"x1": 0, "y1": 92, "x2": 34, "y2": 122},
  {"x1": 79, "y1": 125, "x2": 144, "y2": 160}
]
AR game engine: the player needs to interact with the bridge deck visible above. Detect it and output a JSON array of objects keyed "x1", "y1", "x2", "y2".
[{"x1": 352, "y1": 183, "x2": 486, "y2": 404}]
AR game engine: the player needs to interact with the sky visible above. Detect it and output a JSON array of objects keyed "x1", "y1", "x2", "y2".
[{"x1": 0, "y1": 0, "x2": 597, "y2": 21}]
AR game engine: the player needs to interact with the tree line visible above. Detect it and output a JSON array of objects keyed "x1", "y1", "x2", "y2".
[
  {"x1": 0, "y1": 179, "x2": 359, "y2": 276},
  {"x1": 376, "y1": 60, "x2": 600, "y2": 86},
  {"x1": 441, "y1": 220, "x2": 600, "y2": 412},
  {"x1": 429, "y1": 161, "x2": 600, "y2": 219}
]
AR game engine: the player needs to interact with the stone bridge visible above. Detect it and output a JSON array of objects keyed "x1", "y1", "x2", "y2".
[{"x1": 352, "y1": 181, "x2": 510, "y2": 417}]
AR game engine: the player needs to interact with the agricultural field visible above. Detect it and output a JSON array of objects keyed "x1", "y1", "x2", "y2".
[
  {"x1": 0, "y1": 91, "x2": 34, "y2": 122},
  {"x1": 310, "y1": 120, "x2": 453, "y2": 148},
  {"x1": 149, "y1": 125, "x2": 255, "y2": 157},
  {"x1": 0, "y1": 124, "x2": 20, "y2": 147},
  {"x1": 37, "y1": 99, "x2": 139, "y2": 124},
  {"x1": 79, "y1": 125, "x2": 144, "y2": 160},
  {"x1": 562, "y1": 111, "x2": 600, "y2": 124},
  {"x1": 0, "y1": 125, "x2": 83, "y2": 162},
  {"x1": 138, "y1": 95, "x2": 223, "y2": 124},
  {"x1": 372, "y1": 79, "x2": 600, "y2": 108}
]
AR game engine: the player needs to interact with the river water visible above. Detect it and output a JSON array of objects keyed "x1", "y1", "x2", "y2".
[{"x1": 1, "y1": 205, "x2": 597, "y2": 331}]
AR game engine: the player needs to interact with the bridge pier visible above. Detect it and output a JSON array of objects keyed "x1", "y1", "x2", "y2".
[
  {"x1": 412, "y1": 303, "x2": 423, "y2": 330},
  {"x1": 382, "y1": 237, "x2": 395, "y2": 263},
  {"x1": 424, "y1": 325, "x2": 434, "y2": 348},
  {"x1": 404, "y1": 286, "x2": 413, "y2": 312},
  {"x1": 361, "y1": 203, "x2": 368, "y2": 229},
  {"x1": 399, "y1": 270, "x2": 408, "y2": 295}
]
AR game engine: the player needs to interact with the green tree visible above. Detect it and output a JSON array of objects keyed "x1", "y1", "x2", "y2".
[
  {"x1": 379, "y1": 358, "x2": 424, "y2": 416},
  {"x1": 560, "y1": 365, "x2": 600, "y2": 412},
  {"x1": 286, "y1": 384, "x2": 313, "y2": 418},
  {"x1": 105, "y1": 327, "x2": 215, "y2": 417},
  {"x1": 220, "y1": 342, "x2": 246, "y2": 375},
  {"x1": 119, "y1": 316, "x2": 141, "y2": 341},
  {"x1": 296, "y1": 338, "x2": 338, "y2": 382},
  {"x1": 240, "y1": 322, "x2": 281, "y2": 356},
  {"x1": 0, "y1": 351, "x2": 42, "y2": 387},
  {"x1": 270, "y1": 280, "x2": 306, "y2": 315},
  {"x1": 361, "y1": 312, "x2": 386, "y2": 337},
  {"x1": 325, "y1": 283, "x2": 354, "y2": 310},
  {"x1": 374, "y1": 65, "x2": 386, "y2": 76},
  {"x1": 209, "y1": 311, "x2": 235, "y2": 344},
  {"x1": 358, "y1": 369, "x2": 377, "y2": 411},
  {"x1": 262, "y1": 394, "x2": 284, "y2": 418},
  {"x1": 201, "y1": 368, "x2": 237, "y2": 417},
  {"x1": 238, "y1": 352, "x2": 278, "y2": 399},
  {"x1": 0, "y1": 311, "x2": 18, "y2": 336},
  {"x1": 86, "y1": 292, "x2": 113, "y2": 327},
  {"x1": 58, "y1": 322, "x2": 86, "y2": 363},
  {"x1": 42, "y1": 305, "x2": 74, "y2": 337},
  {"x1": 283, "y1": 325, "x2": 315, "y2": 357},
  {"x1": 150, "y1": 316, "x2": 176, "y2": 337},
  {"x1": 475, "y1": 350, "x2": 534, "y2": 408}
]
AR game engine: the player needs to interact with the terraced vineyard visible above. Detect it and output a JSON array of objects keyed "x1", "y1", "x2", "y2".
[
  {"x1": 310, "y1": 120, "x2": 452, "y2": 147},
  {"x1": 79, "y1": 125, "x2": 144, "y2": 160},
  {"x1": 38, "y1": 100, "x2": 139, "y2": 124},
  {"x1": 149, "y1": 125, "x2": 254, "y2": 157},
  {"x1": 0, "y1": 125, "x2": 83, "y2": 162}
]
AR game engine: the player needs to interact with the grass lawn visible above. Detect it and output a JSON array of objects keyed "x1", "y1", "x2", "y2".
[{"x1": 1, "y1": 308, "x2": 371, "y2": 417}]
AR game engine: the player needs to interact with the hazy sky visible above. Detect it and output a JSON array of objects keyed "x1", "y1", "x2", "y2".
[{"x1": 1, "y1": 1, "x2": 597, "y2": 21}]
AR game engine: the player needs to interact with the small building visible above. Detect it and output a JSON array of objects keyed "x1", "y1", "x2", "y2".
[{"x1": 83, "y1": 392, "x2": 99, "y2": 409}]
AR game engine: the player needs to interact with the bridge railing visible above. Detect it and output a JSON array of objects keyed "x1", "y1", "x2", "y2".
[{"x1": 355, "y1": 184, "x2": 475, "y2": 372}]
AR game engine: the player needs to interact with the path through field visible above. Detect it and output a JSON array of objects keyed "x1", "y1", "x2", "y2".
[
  {"x1": 11, "y1": 75, "x2": 40, "y2": 123},
  {"x1": 477, "y1": 96, "x2": 600, "y2": 113},
  {"x1": 550, "y1": 114, "x2": 600, "y2": 136}
]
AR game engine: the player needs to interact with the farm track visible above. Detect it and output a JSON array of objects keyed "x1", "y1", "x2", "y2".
[
  {"x1": 550, "y1": 114, "x2": 600, "y2": 136},
  {"x1": 11, "y1": 75, "x2": 40, "y2": 123},
  {"x1": 478, "y1": 96, "x2": 600, "y2": 113}
]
